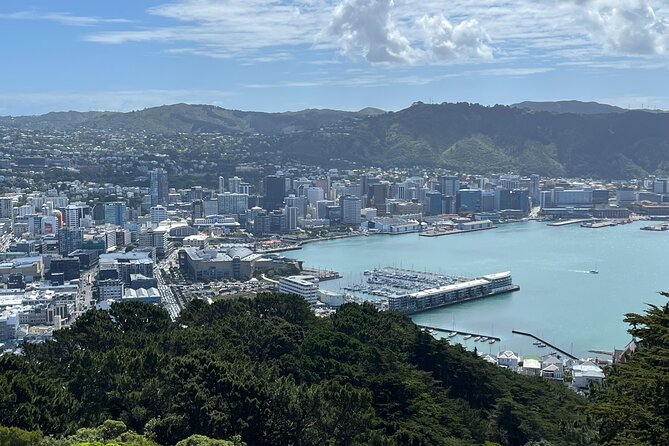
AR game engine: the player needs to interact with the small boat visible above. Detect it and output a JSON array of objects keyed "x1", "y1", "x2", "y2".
[
  {"x1": 479, "y1": 337, "x2": 488, "y2": 342},
  {"x1": 488, "y1": 338, "x2": 496, "y2": 344},
  {"x1": 448, "y1": 331, "x2": 457, "y2": 338},
  {"x1": 473, "y1": 336, "x2": 481, "y2": 342},
  {"x1": 589, "y1": 269, "x2": 599, "y2": 274},
  {"x1": 532, "y1": 341, "x2": 541, "y2": 346},
  {"x1": 463, "y1": 334, "x2": 472, "y2": 340},
  {"x1": 537, "y1": 343, "x2": 546, "y2": 348}
]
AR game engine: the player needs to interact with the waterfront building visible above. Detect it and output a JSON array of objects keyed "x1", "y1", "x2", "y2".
[
  {"x1": 178, "y1": 246, "x2": 270, "y2": 281},
  {"x1": 279, "y1": 275, "x2": 319, "y2": 306},
  {"x1": 499, "y1": 189, "x2": 530, "y2": 215},
  {"x1": 341, "y1": 195, "x2": 362, "y2": 225},
  {"x1": 457, "y1": 189, "x2": 482, "y2": 213},
  {"x1": 286, "y1": 206, "x2": 298, "y2": 231}
]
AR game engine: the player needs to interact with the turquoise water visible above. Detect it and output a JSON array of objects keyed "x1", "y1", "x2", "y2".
[{"x1": 296, "y1": 221, "x2": 669, "y2": 358}]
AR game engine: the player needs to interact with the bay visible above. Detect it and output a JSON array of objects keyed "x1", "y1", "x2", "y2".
[{"x1": 295, "y1": 221, "x2": 669, "y2": 358}]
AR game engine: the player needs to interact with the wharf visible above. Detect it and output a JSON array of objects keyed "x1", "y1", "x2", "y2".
[
  {"x1": 417, "y1": 324, "x2": 500, "y2": 342},
  {"x1": 420, "y1": 226, "x2": 496, "y2": 237},
  {"x1": 511, "y1": 330, "x2": 578, "y2": 360},
  {"x1": 547, "y1": 219, "x2": 594, "y2": 227},
  {"x1": 301, "y1": 268, "x2": 341, "y2": 281},
  {"x1": 641, "y1": 223, "x2": 669, "y2": 231},
  {"x1": 581, "y1": 220, "x2": 616, "y2": 229}
]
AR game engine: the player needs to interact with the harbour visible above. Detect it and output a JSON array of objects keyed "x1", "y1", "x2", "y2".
[{"x1": 295, "y1": 220, "x2": 669, "y2": 358}]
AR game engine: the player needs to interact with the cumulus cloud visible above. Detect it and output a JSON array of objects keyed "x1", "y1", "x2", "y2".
[
  {"x1": 418, "y1": 14, "x2": 492, "y2": 61},
  {"x1": 579, "y1": 0, "x2": 669, "y2": 55},
  {"x1": 327, "y1": 0, "x2": 420, "y2": 63},
  {"x1": 327, "y1": 0, "x2": 493, "y2": 63}
]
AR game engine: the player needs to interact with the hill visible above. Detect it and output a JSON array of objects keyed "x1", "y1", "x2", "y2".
[
  {"x1": 511, "y1": 100, "x2": 626, "y2": 114},
  {"x1": 2, "y1": 101, "x2": 669, "y2": 178}
]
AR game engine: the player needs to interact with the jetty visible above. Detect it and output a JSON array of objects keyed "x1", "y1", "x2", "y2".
[
  {"x1": 417, "y1": 324, "x2": 500, "y2": 342},
  {"x1": 511, "y1": 330, "x2": 578, "y2": 360},
  {"x1": 547, "y1": 218, "x2": 594, "y2": 227},
  {"x1": 301, "y1": 267, "x2": 341, "y2": 281}
]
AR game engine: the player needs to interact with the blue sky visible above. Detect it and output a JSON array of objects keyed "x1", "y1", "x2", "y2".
[{"x1": 1, "y1": 0, "x2": 668, "y2": 115}]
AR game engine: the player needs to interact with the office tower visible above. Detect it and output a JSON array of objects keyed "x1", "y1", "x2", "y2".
[
  {"x1": 228, "y1": 176, "x2": 242, "y2": 193},
  {"x1": 530, "y1": 174, "x2": 541, "y2": 204},
  {"x1": 264, "y1": 175, "x2": 287, "y2": 211},
  {"x1": 285, "y1": 206, "x2": 298, "y2": 231},
  {"x1": 62, "y1": 204, "x2": 89, "y2": 229},
  {"x1": 104, "y1": 202, "x2": 127, "y2": 226},
  {"x1": 341, "y1": 195, "x2": 362, "y2": 225},
  {"x1": 0, "y1": 197, "x2": 13, "y2": 219},
  {"x1": 218, "y1": 193, "x2": 249, "y2": 215},
  {"x1": 439, "y1": 175, "x2": 459, "y2": 197},
  {"x1": 218, "y1": 176, "x2": 225, "y2": 194},
  {"x1": 306, "y1": 187, "x2": 325, "y2": 206},
  {"x1": 150, "y1": 168, "x2": 169, "y2": 205},
  {"x1": 58, "y1": 227, "x2": 84, "y2": 255}
]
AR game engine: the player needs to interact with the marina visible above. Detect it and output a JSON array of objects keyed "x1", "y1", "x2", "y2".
[
  {"x1": 342, "y1": 267, "x2": 519, "y2": 314},
  {"x1": 417, "y1": 324, "x2": 501, "y2": 342},
  {"x1": 295, "y1": 220, "x2": 669, "y2": 358}
]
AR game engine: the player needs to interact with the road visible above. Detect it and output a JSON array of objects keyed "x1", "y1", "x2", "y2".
[{"x1": 156, "y1": 249, "x2": 183, "y2": 321}]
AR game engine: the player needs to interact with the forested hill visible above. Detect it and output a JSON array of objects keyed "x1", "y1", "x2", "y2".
[
  {"x1": 1, "y1": 295, "x2": 595, "y2": 446},
  {"x1": 2, "y1": 101, "x2": 669, "y2": 178}
]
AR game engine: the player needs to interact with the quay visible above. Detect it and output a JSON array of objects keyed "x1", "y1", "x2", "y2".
[
  {"x1": 581, "y1": 220, "x2": 616, "y2": 229},
  {"x1": 301, "y1": 267, "x2": 341, "y2": 281},
  {"x1": 547, "y1": 218, "x2": 594, "y2": 227},
  {"x1": 420, "y1": 225, "x2": 496, "y2": 237},
  {"x1": 511, "y1": 330, "x2": 578, "y2": 360},
  {"x1": 416, "y1": 324, "x2": 500, "y2": 342}
]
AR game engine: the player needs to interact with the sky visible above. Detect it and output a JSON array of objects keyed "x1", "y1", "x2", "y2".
[{"x1": 1, "y1": 0, "x2": 668, "y2": 115}]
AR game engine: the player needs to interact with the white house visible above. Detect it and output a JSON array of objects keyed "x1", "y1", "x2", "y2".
[
  {"x1": 572, "y1": 360, "x2": 605, "y2": 389},
  {"x1": 497, "y1": 350, "x2": 520, "y2": 369}
]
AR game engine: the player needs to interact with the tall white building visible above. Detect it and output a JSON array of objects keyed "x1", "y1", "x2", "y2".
[
  {"x1": 218, "y1": 176, "x2": 226, "y2": 194},
  {"x1": 307, "y1": 187, "x2": 325, "y2": 206},
  {"x1": 228, "y1": 176, "x2": 242, "y2": 193},
  {"x1": 286, "y1": 206, "x2": 298, "y2": 231}
]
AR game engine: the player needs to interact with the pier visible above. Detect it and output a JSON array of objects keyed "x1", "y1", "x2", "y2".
[
  {"x1": 301, "y1": 267, "x2": 341, "y2": 281},
  {"x1": 511, "y1": 330, "x2": 578, "y2": 360},
  {"x1": 547, "y1": 218, "x2": 594, "y2": 227},
  {"x1": 417, "y1": 324, "x2": 500, "y2": 342}
]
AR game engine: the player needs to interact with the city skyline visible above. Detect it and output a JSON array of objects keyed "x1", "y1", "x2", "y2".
[{"x1": 2, "y1": 0, "x2": 669, "y2": 115}]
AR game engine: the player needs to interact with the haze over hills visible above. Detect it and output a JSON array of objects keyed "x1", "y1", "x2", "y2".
[{"x1": 1, "y1": 101, "x2": 669, "y2": 178}]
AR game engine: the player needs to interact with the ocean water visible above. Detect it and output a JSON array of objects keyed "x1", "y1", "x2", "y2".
[{"x1": 295, "y1": 221, "x2": 669, "y2": 358}]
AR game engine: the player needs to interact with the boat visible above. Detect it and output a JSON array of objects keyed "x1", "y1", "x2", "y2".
[
  {"x1": 532, "y1": 341, "x2": 541, "y2": 345},
  {"x1": 448, "y1": 331, "x2": 457, "y2": 338},
  {"x1": 463, "y1": 334, "x2": 472, "y2": 340},
  {"x1": 473, "y1": 336, "x2": 481, "y2": 342},
  {"x1": 537, "y1": 343, "x2": 547, "y2": 348},
  {"x1": 590, "y1": 263, "x2": 599, "y2": 274},
  {"x1": 488, "y1": 338, "x2": 496, "y2": 344},
  {"x1": 479, "y1": 337, "x2": 488, "y2": 342}
]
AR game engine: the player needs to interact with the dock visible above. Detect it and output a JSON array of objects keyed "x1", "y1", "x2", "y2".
[
  {"x1": 301, "y1": 268, "x2": 341, "y2": 281},
  {"x1": 547, "y1": 218, "x2": 594, "y2": 227},
  {"x1": 511, "y1": 330, "x2": 578, "y2": 360},
  {"x1": 417, "y1": 324, "x2": 500, "y2": 342},
  {"x1": 581, "y1": 220, "x2": 616, "y2": 228}
]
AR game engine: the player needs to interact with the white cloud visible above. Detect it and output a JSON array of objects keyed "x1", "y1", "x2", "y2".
[
  {"x1": 327, "y1": 0, "x2": 420, "y2": 63},
  {"x1": 0, "y1": 10, "x2": 130, "y2": 26},
  {"x1": 418, "y1": 14, "x2": 492, "y2": 61},
  {"x1": 579, "y1": 0, "x2": 669, "y2": 55}
]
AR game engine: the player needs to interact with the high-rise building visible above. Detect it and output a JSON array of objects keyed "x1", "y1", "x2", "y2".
[
  {"x1": 439, "y1": 175, "x2": 459, "y2": 197},
  {"x1": 286, "y1": 206, "x2": 298, "y2": 231},
  {"x1": 104, "y1": 202, "x2": 127, "y2": 226},
  {"x1": 457, "y1": 189, "x2": 482, "y2": 213},
  {"x1": 530, "y1": 174, "x2": 541, "y2": 205},
  {"x1": 264, "y1": 175, "x2": 287, "y2": 211},
  {"x1": 228, "y1": 176, "x2": 242, "y2": 194},
  {"x1": 341, "y1": 195, "x2": 362, "y2": 225},
  {"x1": 0, "y1": 197, "x2": 13, "y2": 219},
  {"x1": 306, "y1": 187, "x2": 325, "y2": 206},
  {"x1": 58, "y1": 227, "x2": 84, "y2": 255},
  {"x1": 150, "y1": 168, "x2": 169, "y2": 205},
  {"x1": 218, "y1": 176, "x2": 226, "y2": 194},
  {"x1": 62, "y1": 204, "x2": 89, "y2": 229},
  {"x1": 218, "y1": 193, "x2": 249, "y2": 215}
]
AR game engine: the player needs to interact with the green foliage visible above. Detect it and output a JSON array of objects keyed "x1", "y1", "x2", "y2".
[
  {"x1": 0, "y1": 425, "x2": 42, "y2": 446},
  {"x1": 2, "y1": 296, "x2": 596, "y2": 446},
  {"x1": 591, "y1": 292, "x2": 669, "y2": 446}
]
